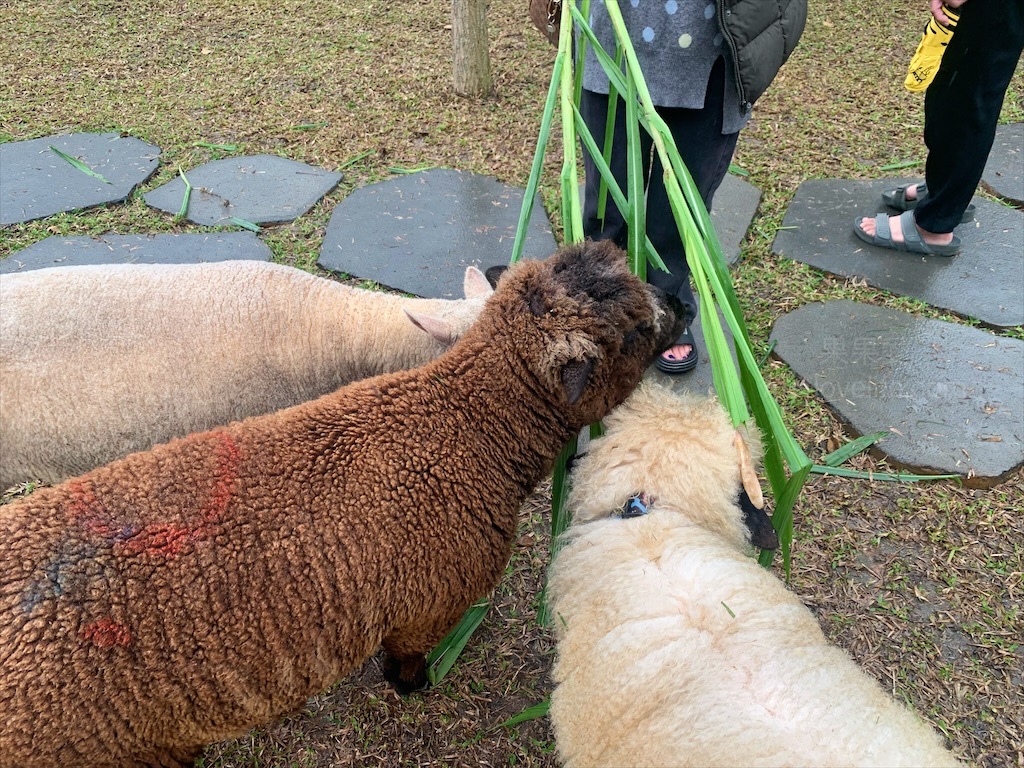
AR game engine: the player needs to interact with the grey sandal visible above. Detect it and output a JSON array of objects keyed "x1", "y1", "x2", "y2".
[
  {"x1": 853, "y1": 209, "x2": 961, "y2": 256},
  {"x1": 881, "y1": 183, "x2": 975, "y2": 222}
]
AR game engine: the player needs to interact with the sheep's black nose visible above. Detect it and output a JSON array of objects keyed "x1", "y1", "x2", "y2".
[{"x1": 738, "y1": 490, "x2": 779, "y2": 551}]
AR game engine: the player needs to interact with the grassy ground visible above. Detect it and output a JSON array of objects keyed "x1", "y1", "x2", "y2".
[{"x1": 2, "y1": 0, "x2": 1022, "y2": 766}]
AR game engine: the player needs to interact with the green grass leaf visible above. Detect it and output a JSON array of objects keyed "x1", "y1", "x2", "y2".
[
  {"x1": 426, "y1": 599, "x2": 490, "y2": 685},
  {"x1": 497, "y1": 700, "x2": 550, "y2": 729},
  {"x1": 175, "y1": 168, "x2": 193, "y2": 221},
  {"x1": 810, "y1": 465, "x2": 961, "y2": 482},
  {"x1": 229, "y1": 216, "x2": 261, "y2": 232},
  {"x1": 820, "y1": 430, "x2": 890, "y2": 467},
  {"x1": 387, "y1": 165, "x2": 436, "y2": 174},
  {"x1": 529, "y1": 0, "x2": 812, "y2": 580},
  {"x1": 194, "y1": 141, "x2": 238, "y2": 151},
  {"x1": 49, "y1": 146, "x2": 112, "y2": 185},
  {"x1": 879, "y1": 159, "x2": 923, "y2": 171},
  {"x1": 338, "y1": 149, "x2": 375, "y2": 169}
]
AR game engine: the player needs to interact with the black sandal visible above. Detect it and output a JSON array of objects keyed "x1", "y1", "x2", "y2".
[{"x1": 654, "y1": 324, "x2": 698, "y2": 374}]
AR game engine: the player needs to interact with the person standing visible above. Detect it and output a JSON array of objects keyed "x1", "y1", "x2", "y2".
[
  {"x1": 855, "y1": 0, "x2": 1024, "y2": 256},
  {"x1": 579, "y1": 0, "x2": 806, "y2": 373}
]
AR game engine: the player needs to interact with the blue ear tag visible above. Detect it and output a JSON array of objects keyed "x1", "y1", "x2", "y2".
[{"x1": 619, "y1": 493, "x2": 652, "y2": 519}]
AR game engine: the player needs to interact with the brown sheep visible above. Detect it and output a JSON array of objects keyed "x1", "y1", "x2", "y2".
[{"x1": 0, "y1": 240, "x2": 684, "y2": 768}]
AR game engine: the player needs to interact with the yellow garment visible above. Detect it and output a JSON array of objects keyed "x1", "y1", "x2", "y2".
[{"x1": 905, "y1": 6, "x2": 960, "y2": 92}]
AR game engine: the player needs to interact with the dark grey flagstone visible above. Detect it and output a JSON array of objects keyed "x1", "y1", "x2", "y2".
[
  {"x1": 144, "y1": 155, "x2": 342, "y2": 226},
  {"x1": 0, "y1": 233, "x2": 271, "y2": 273},
  {"x1": 771, "y1": 299, "x2": 1023, "y2": 484},
  {"x1": 773, "y1": 178, "x2": 1023, "y2": 328},
  {"x1": 0, "y1": 132, "x2": 160, "y2": 226},
  {"x1": 318, "y1": 168, "x2": 556, "y2": 299}
]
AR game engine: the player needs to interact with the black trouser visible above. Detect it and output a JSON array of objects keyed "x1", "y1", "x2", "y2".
[
  {"x1": 916, "y1": 0, "x2": 1024, "y2": 234},
  {"x1": 580, "y1": 56, "x2": 739, "y2": 323}
]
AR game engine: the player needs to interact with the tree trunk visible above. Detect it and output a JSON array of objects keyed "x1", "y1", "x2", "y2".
[{"x1": 451, "y1": 0, "x2": 493, "y2": 98}]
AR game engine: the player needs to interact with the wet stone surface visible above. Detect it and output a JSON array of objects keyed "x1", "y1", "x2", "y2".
[
  {"x1": 144, "y1": 155, "x2": 342, "y2": 226},
  {"x1": 773, "y1": 177, "x2": 1024, "y2": 328},
  {"x1": 0, "y1": 132, "x2": 160, "y2": 226},
  {"x1": 0, "y1": 233, "x2": 272, "y2": 273},
  {"x1": 771, "y1": 299, "x2": 1023, "y2": 484},
  {"x1": 982, "y1": 122, "x2": 1023, "y2": 206},
  {"x1": 711, "y1": 172, "x2": 761, "y2": 265},
  {"x1": 318, "y1": 169, "x2": 556, "y2": 299}
]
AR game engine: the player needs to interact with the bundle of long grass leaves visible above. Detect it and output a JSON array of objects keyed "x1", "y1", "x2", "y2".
[{"x1": 430, "y1": 0, "x2": 812, "y2": 682}]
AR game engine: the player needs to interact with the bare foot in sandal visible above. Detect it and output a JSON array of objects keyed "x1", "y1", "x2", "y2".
[{"x1": 857, "y1": 213, "x2": 955, "y2": 248}]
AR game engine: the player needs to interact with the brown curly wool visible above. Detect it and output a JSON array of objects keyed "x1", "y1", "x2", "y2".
[{"x1": 0, "y1": 240, "x2": 683, "y2": 768}]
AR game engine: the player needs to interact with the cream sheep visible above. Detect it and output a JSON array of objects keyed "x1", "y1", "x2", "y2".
[
  {"x1": 547, "y1": 381, "x2": 963, "y2": 768},
  {"x1": 0, "y1": 259, "x2": 492, "y2": 489},
  {"x1": 0, "y1": 240, "x2": 685, "y2": 768}
]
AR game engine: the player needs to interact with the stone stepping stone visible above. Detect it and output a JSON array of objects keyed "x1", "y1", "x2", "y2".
[
  {"x1": 0, "y1": 132, "x2": 160, "y2": 226},
  {"x1": 773, "y1": 178, "x2": 1023, "y2": 328},
  {"x1": 318, "y1": 168, "x2": 557, "y2": 299},
  {"x1": 982, "y1": 122, "x2": 1023, "y2": 206},
  {"x1": 144, "y1": 155, "x2": 342, "y2": 226},
  {"x1": 771, "y1": 299, "x2": 1023, "y2": 484},
  {"x1": 711, "y1": 172, "x2": 761, "y2": 265},
  {"x1": 0, "y1": 233, "x2": 272, "y2": 274}
]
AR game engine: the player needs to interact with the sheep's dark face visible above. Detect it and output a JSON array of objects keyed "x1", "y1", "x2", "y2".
[{"x1": 490, "y1": 240, "x2": 684, "y2": 431}]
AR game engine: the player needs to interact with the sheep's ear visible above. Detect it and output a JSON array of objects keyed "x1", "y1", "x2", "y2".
[
  {"x1": 484, "y1": 265, "x2": 508, "y2": 288},
  {"x1": 404, "y1": 309, "x2": 456, "y2": 345},
  {"x1": 463, "y1": 265, "x2": 493, "y2": 299},
  {"x1": 733, "y1": 431, "x2": 764, "y2": 509},
  {"x1": 561, "y1": 358, "x2": 596, "y2": 405}
]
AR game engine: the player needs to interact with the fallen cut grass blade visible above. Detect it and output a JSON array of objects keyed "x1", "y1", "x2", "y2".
[
  {"x1": 229, "y1": 216, "x2": 261, "y2": 232},
  {"x1": 879, "y1": 159, "x2": 923, "y2": 171},
  {"x1": 194, "y1": 141, "x2": 238, "y2": 151},
  {"x1": 497, "y1": 700, "x2": 551, "y2": 729},
  {"x1": 426, "y1": 599, "x2": 490, "y2": 685},
  {"x1": 810, "y1": 465, "x2": 961, "y2": 482},
  {"x1": 175, "y1": 168, "x2": 193, "y2": 222},
  {"x1": 820, "y1": 430, "x2": 890, "y2": 467},
  {"x1": 339, "y1": 149, "x2": 375, "y2": 169},
  {"x1": 50, "y1": 146, "x2": 112, "y2": 185},
  {"x1": 387, "y1": 164, "x2": 436, "y2": 174}
]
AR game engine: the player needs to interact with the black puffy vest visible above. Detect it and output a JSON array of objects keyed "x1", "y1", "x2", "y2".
[{"x1": 718, "y1": 0, "x2": 808, "y2": 111}]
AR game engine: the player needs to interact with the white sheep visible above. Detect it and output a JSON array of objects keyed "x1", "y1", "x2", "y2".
[
  {"x1": 0, "y1": 260, "x2": 492, "y2": 489},
  {"x1": 547, "y1": 381, "x2": 963, "y2": 768}
]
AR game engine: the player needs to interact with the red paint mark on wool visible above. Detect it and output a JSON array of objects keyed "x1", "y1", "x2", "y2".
[
  {"x1": 117, "y1": 432, "x2": 241, "y2": 559},
  {"x1": 66, "y1": 480, "x2": 118, "y2": 539},
  {"x1": 80, "y1": 618, "x2": 133, "y2": 648}
]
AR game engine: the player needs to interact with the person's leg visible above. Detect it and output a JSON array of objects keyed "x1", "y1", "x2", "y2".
[
  {"x1": 647, "y1": 57, "x2": 739, "y2": 366},
  {"x1": 858, "y1": 1, "x2": 1024, "y2": 247},
  {"x1": 916, "y1": 0, "x2": 1024, "y2": 233},
  {"x1": 581, "y1": 60, "x2": 740, "y2": 369},
  {"x1": 580, "y1": 88, "x2": 629, "y2": 246}
]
